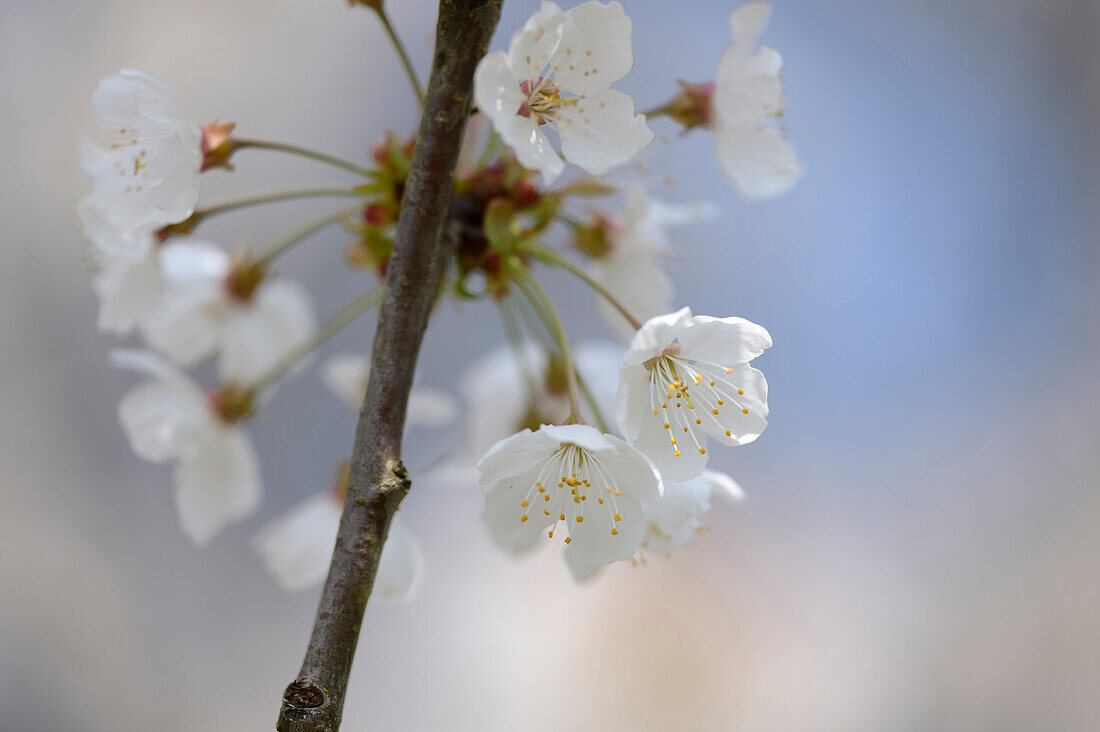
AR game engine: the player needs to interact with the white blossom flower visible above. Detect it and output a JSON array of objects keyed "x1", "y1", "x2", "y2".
[
  {"x1": 565, "y1": 469, "x2": 745, "y2": 582},
  {"x1": 321, "y1": 353, "x2": 457, "y2": 428},
  {"x1": 77, "y1": 198, "x2": 162, "y2": 334},
  {"x1": 141, "y1": 239, "x2": 316, "y2": 385},
  {"x1": 616, "y1": 307, "x2": 771, "y2": 482},
  {"x1": 474, "y1": 0, "x2": 653, "y2": 185},
  {"x1": 79, "y1": 69, "x2": 203, "y2": 232},
  {"x1": 252, "y1": 483, "x2": 422, "y2": 601},
  {"x1": 712, "y1": 2, "x2": 801, "y2": 200},
  {"x1": 112, "y1": 349, "x2": 260, "y2": 545},
  {"x1": 478, "y1": 423, "x2": 662, "y2": 566},
  {"x1": 586, "y1": 191, "x2": 717, "y2": 338}
]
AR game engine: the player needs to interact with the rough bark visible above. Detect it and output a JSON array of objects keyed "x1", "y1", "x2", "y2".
[{"x1": 276, "y1": 2, "x2": 502, "y2": 729}]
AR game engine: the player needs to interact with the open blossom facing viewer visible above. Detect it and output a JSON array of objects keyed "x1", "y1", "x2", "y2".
[
  {"x1": 478, "y1": 423, "x2": 662, "y2": 566},
  {"x1": 78, "y1": 69, "x2": 203, "y2": 232},
  {"x1": 616, "y1": 307, "x2": 771, "y2": 482},
  {"x1": 474, "y1": 0, "x2": 652, "y2": 184},
  {"x1": 141, "y1": 239, "x2": 316, "y2": 385},
  {"x1": 112, "y1": 350, "x2": 260, "y2": 545}
]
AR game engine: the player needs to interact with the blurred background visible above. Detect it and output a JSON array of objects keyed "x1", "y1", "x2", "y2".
[{"x1": 3, "y1": 0, "x2": 1099, "y2": 729}]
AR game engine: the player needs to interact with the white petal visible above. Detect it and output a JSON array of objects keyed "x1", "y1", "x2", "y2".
[
  {"x1": 406, "y1": 386, "x2": 459, "y2": 428},
  {"x1": 142, "y1": 282, "x2": 226, "y2": 368},
  {"x1": 614, "y1": 358, "x2": 653, "y2": 443},
  {"x1": 594, "y1": 434, "x2": 663, "y2": 503},
  {"x1": 565, "y1": 490, "x2": 643, "y2": 565},
  {"x1": 498, "y1": 114, "x2": 564, "y2": 185},
  {"x1": 714, "y1": 45, "x2": 785, "y2": 127},
  {"x1": 476, "y1": 428, "x2": 559, "y2": 486},
  {"x1": 94, "y1": 245, "x2": 162, "y2": 334},
  {"x1": 173, "y1": 428, "x2": 261, "y2": 546},
  {"x1": 625, "y1": 396, "x2": 710, "y2": 483},
  {"x1": 218, "y1": 279, "x2": 316, "y2": 385},
  {"x1": 253, "y1": 492, "x2": 342, "y2": 591},
  {"x1": 372, "y1": 516, "x2": 423, "y2": 603},
  {"x1": 701, "y1": 469, "x2": 745, "y2": 504},
  {"x1": 692, "y1": 362, "x2": 769, "y2": 446},
  {"x1": 77, "y1": 197, "x2": 152, "y2": 257},
  {"x1": 483, "y1": 462, "x2": 557, "y2": 552},
  {"x1": 729, "y1": 2, "x2": 773, "y2": 52},
  {"x1": 474, "y1": 51, "x2": 528, "y2": 124},
  {"x1": 321, "y1": 353, "x2": 370, "y2": 410},
  {"x1": 539, "y1": 423, "x2": 612, "y2": 453},
  {"x1": 141, "y1": 132, "x2": 203, "y2": 222},
  {"x1": 159, "y1": 237, "x2": 230, "y2": 283},
  {"x1": 644, "y1": 474, "x2": 714, "y2": 529},
  {"x1": 573, "y1": 340, "x2": 624, "y2": 424},
  {"x1": 563, "y1": 544, "x2": 603, "y2": 583},
  {"x1": 677, "y1": 314, "x2": 772, "y2": 365},
  {"x1": 552, "y1": 1, "x2": 634, "y2": 96},
  {"x1": 117, "y1": 376, "x2": 212, "y2": 464},
  {"x1": 557, "y1": 89, "x2": 652, "y2": 176},
  {"x1": 91, "y1": 68, "x2": 189, "y2": 133},
  {"x1": 620, "y1": 307, "x2": 693, "y2": 367},
  {"x1": 506, "y1": 2, "x2": 566, "y2": 86},
  {"x1": 714, "y1": 122, "x2": 801, "y2": 201}
]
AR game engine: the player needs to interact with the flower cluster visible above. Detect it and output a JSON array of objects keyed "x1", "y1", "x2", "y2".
[{"x1": 78, "y1": 0, "x2": 799, "y2": 594}]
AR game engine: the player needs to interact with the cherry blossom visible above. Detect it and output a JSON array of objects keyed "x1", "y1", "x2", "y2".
[
  {"x1": 583, "y1": 191, "x2": 716, "y2": 338},
  {"x1": 253, "y1": 480, "x2": 422, "y2": 601},
  {"x1": 616, "y1": 307, "x2": 771, "y2": 481},
  {"x1": 474, "y1": 1, "x2": 652, "y2": 184},
  {"x1": 112, "y1": 350, "x2": 260, "y2": 545},
  {"x1": 712, "y1": 2, "x2": 801, "y2": 199},
  {"x1": 565, "y1": 469, "x2": 745, "y2": 582},
  {"x1": 141, "y1": 239, "x2": 316, "y2": 385},
  {"x1": 478, "y1": 423, "x2": 662, "y2": 566},
  {"x1": 79, "y1": 69, "x2": 203, "y2": 232}
]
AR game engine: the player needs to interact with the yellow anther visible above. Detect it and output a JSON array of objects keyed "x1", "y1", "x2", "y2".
[
  {"x1": 544, "y1": 509, "x2": 550, "y2": 515},
  {"x1": 683, "y1": 427, "x2": 688, "y2": 432},
  {"x1": 699, "y1": 448, "x2": 706, "y2": 455},
  {"x1": 670, "y1": 438, "x2": 677, "y2": 445},
  {"x1": 560, "y1": 513, "x2": 566, "y2": 521},
  {"x1": 710, "y1": 380, "x2": 716, "y2": 387},
  {"x1": 521, "y1": 500, "x2": 529, "y2": 507},
  {"x1": 663, "y1": 422, "x2": 670, "y2": 429},
  {"x1": 738, "y1": 388, "x2": 744, "y2": 395},
  {"x1": 742, "y1": 408, "x2": 749, "y2": 414},
  {"x1": 598, "y1": 497, "x2": 604, "y2": 504},
  {"x1": 576, "y1": 516, "x2": 583, "y2": 523},
  {"x1": 653, "y1": 409, "x2": 659, "y2": 415},
  {"x1": 538, "y1": 485, "x2": 545, "y2": 492},
  {"x1": 717, "y1": 399, "x2": 724, "y2": 406},
  {"x1": 725, "y1": 368, "x2": 733, "y2": 374},
  {"x1": 611, "y1": 528, "x2": 618, "y2": 536},
  {"x1": 520, "y1": 515, "x2": 528, "y2": 523},
  {"x1": 674, "y1": 450, "x2": 681, "y2": 457},
  {"x1": 695, "y1": 419, "x2": 701, "y2": 425},
  {"x1": 712, "y1": 409, "x2": 719, "y2": 415},
  {"x1": 581, "y1": 495, "x2": 587, "y2": 501},
  {"x1": 614, "y1": 490, "x2": 622, "y2": 496},
  {"x1": 564, "y1": 537, "x2": 572, "y2": 544},
  {"x1": 548, "y1": 530, "x2": 554, "y2": 538},
  {"x1": 605, "y1": 486, "x2": 612, "y2": 493},
  {"x1": 725, "y1": 430, "x2": 731, "y2": 437},
  {"x1": 613, "y1": 513, "x2": 621, "y2": 521},
  {"x1": 662, "y1": 403, "x2": 668, "y2": 409},
  {"x1": 544, "y1": 494, "x2": 550, "y2": 502}
]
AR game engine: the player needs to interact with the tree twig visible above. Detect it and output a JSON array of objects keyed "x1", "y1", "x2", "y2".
[{"x1": 276, "y1": 1, "x2": 502, "y2": 730}]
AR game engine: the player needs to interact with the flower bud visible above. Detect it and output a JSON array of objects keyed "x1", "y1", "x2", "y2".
[{"x1": 200, "y1": 119, "x2": 238, "y2": 171}]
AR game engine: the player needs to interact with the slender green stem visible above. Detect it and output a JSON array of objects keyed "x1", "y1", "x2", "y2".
[
  {"x1": 508, "y1": 260, "x2": 582, "y2": 422},
  {"x1": 372, "y1": 7, "x2": 426, "y2": 108},
  {"x1": 255, "y1": 208, "x2": 355, "y2": 268},
  {"x1": 197, "y1": 186, "x2": 368, "y2": 218},
  {"x1": 528, "y1": 246, "x2": 643, "y2": 330},
  {"x1": 232, "y1": 139, "x2": 373, "y2": 176},
  {"x1": 250, "y1": 285, "x2": 384, "y2": 393},
  {"x1": 498, "y1": 298, "x2": 539, "y2": 401}
]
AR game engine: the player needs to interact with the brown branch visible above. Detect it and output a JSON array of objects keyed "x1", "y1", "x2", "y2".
[{"x1": 276, "y1": 1, "x2": 502, "y2": 729}]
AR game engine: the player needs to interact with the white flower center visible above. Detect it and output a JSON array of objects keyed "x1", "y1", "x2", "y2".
[
  {"x1": 514, "y1": 443, "x2": 624, "y2": 542},
  {"x1": 111, "y1": 130, "x2": 151, "y2": 195},
  {"x1": 518, "y1": 77, "x2": 578, "y2": 125}
]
